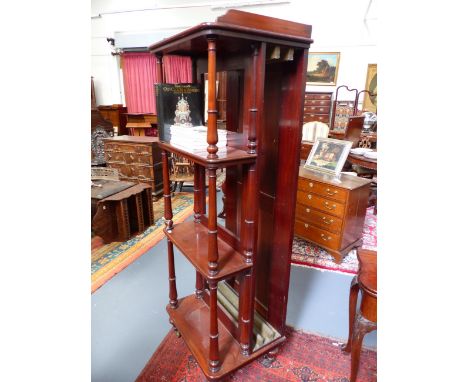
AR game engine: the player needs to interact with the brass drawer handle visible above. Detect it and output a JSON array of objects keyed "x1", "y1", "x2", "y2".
[
  {"x1": 321, "y1": 216, "x2": 334, "y2": 225},
  {"x1": 304, "y1": 223, "x2": 309, "y2": 228},
  {"x1": 324, "y1": 201, "x2": 336, "y2": 210},
  {"x1": 308, "y1": 182, "x2": 313, "y2": 188},
  {"x1": 325, "y1": 188, "x2": 338, "y2": 196},
  {"x1": 306, "y1": 208, "x2": 310, "y2": 213},
  {"x1": 320, "y1": 233, "x2": 332, "y2": 241},
  {"x1": 307, "y1": 194, "x2": 312, "y2": 200}
]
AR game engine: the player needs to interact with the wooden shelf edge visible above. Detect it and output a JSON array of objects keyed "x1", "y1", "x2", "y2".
[
  {"x1": 167, "y1": 295, "x2": 286, "y2": 381},
  {"x1": 158, "y1": 141, "x2": 257, "y2": 168},
  {"x1": 164, "y1": 221, "x2": 252, "y2": 282}
]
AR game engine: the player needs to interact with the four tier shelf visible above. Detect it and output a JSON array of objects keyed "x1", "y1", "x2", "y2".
[{"x1": 149, "y1": 9, "x2": 313, "y2": 381}]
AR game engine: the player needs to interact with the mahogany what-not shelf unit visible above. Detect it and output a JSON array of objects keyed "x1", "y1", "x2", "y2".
[{"x1": 149, "y1": 10, "x2": 312, "y2": 381}]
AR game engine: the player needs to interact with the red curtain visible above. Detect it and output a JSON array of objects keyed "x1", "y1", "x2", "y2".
[
  {"x1": 122, "y1": 52, "x2": 157, "y2": 114},
  {"x1": 162, "y1": 55, "x2": 192, "y2": 84}
]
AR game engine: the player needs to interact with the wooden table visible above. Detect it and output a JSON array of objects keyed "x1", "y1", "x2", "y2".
[
  {"x1": 342, "y1": 249, "x2": 377, "y2": 382},
  {"x1": 347, "y1": 153, "x2": 377, "y2": 171},
  {"x1": 92, "y1": 182, "x2": 154, "y2": 243}
]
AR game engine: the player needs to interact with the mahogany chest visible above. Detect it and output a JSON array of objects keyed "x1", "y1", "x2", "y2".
[
  {"x1": 103, "y1": 136, "x2": 163, "y2": 195},
  {"x1": 303, "y1": 91, "x2": 333, "y2": 124},
  {"x1": 294, "y1": 167, "x2": 371, "y2": 263}
]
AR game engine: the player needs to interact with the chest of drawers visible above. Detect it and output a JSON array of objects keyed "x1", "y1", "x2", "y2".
[
  {"x1": 303, "y1": 92, "x2": 333, "y2": 124},
  {"x1": 103, "y1": 136, "x2": 163, "y2": 195},
  {"x1": 294, "y1": 168, "x2": 371, "y2": 263}
]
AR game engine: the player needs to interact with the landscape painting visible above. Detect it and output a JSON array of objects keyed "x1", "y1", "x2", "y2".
[{"x1": 307, "y1": 52, "x2": 340, "y2": 86}]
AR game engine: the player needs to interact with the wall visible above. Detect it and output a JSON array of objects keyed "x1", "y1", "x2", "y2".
[{"x1": 91, "y1": 0, "x2": 377, "y2": 106}]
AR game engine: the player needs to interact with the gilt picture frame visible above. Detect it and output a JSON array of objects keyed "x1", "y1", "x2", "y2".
[
  {"x1": 304, "y1": 137, "x2": 352, "y2": 175},
  {"x1": 362, "y1": 64, "x2": 377, "y2": 113},
  {"x1": 306, "y1": 52, "x2": 340, "y2": 86}
]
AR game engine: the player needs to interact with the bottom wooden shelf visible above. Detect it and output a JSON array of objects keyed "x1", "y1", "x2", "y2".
[{"x1": 167, "y1": 294, "x2": 285, "y2": 381}]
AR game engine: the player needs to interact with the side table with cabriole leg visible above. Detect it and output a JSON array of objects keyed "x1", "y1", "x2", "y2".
[{"x1": 341, "y1": 248, "x2": 377, "y2": 382}]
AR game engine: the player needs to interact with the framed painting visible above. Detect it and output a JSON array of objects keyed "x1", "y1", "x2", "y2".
[
  {"x1": 304, "y1": 137, "x2": 352, "y2": 176},
  {"x1": 306, "y1": 52, "x2": 340, "y2": 86},
  {"x1": 362, "y1": 64, "x2": 377, "y2": 113}
]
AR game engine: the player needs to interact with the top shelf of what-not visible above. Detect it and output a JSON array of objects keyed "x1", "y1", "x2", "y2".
[
  {"x1": 158, "y1": 129, "x2": 256, "y2": 167},
  {"x1": 148, "y1": 10, "x2": 312, "y2": 55}
]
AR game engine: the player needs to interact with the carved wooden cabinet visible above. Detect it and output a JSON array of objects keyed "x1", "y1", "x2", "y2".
[
  {"x1": 149, "y1": 9, "x2": 312, "y2": 381},
  {"x1": 103, "y1": 136, "x2": 163, "y2": 195},
  {"x1": 303, "y1": 91, "x2": 333, "y2": 124},
  {"x1": 295, "y1": 168, "x2": 371, "y2": 263}
]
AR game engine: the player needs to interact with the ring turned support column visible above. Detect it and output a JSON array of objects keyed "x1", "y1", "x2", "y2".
[
  {"x1": 162, "y1": 150, "x2": 178, "y2": 308},
  {"x1": 207, "y1": 167, "x2": 219, "y2": 276},
  {"x1": 208, "y1": 281, "x2": 220, "y2": 372},
  {"x1": 206, "y1": 36, "x2": 218, "y2": 159}
]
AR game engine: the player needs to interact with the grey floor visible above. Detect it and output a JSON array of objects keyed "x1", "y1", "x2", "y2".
[{"x1": 91, "y1": 191, "x2": 376, "y2": 382}]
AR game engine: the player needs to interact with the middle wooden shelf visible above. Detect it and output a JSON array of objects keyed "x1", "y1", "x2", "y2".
[{"x1": 165, "y1": 220, "x2": 252, "y2": 282}]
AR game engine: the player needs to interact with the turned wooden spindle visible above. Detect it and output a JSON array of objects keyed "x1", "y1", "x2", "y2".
[
  {"x1": 195, "y1": 272, "x2": 204, "y2": 299},
  {"x1": 208, "y1": 281, "x2": 220, "y2": 372},
  {"x1": 161, "y1": 150, "x2": 173, "y2": 232},
  {"x1": 167, "y1": 238, "x2": 178, "y2": 308},
  {"x1": 193, "y1": 163, "x2": 201, "y2": 223},
  {"x1": 207, "y1": 167, "x2": 219, "y2": 276},
  {"x1": 161, "y1": 150, "x2": 178, "y2": 308},
  {"x1": 248, "y1": 44, "x2": 259, "y2": 154},
  {"x1": 240, "y1": 164, "x2": 258, "y2": 264},
  {"x1": 239, "y1": 270, "x2": 255, "y2": 355},
  {"x1": 206, "y1": 37, "x2": 218, "y2": 159}
]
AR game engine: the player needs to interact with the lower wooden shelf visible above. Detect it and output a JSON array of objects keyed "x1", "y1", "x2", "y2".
[{"x1": 168, "y1": 294, "x2": 285, "y2": 381}]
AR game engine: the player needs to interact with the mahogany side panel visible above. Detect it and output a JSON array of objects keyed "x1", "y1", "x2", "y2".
[{"x1": 267, "y1": 49, "x2": 308, "y2": 333}]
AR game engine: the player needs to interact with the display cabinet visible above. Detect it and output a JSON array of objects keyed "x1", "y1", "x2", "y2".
[{"x1": 149, "y1": 10, "x2": 312, "y2": 381}]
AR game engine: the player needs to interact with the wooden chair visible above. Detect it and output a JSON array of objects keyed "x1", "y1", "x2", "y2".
[
  {"x1": 301, "y1": 121, "x2": 329, "y2": 142},
  {"x1": 342, "y1": 248, "x2": 377, "y2": 382},
  {"x1": 343, "y1": 116, "x2": 365, "y2": 148},
  {"x1": 169, "y1": 153, "x2": 195, "y2": 193}
]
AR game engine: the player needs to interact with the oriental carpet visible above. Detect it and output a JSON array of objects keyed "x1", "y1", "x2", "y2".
[
  {"x1": 291, "y1": 207, "x2": 377, "y2": 275},
  {"x1": 91, "y1": 192, "x2": 194, "y2": 293},
  {"x1": 136, "y1": 326, "x2": 377, "y2": 381}
]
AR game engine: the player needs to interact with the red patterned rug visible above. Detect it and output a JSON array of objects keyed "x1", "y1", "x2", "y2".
[
  {"x1": 136, "y1": 326, "x2": 376, "y2": 381},
  {"x1": 291, "y1": 207, "x2": 377, "y2": 275}
]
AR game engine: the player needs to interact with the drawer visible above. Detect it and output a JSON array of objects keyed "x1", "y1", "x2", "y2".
[
  {"x1": 304, "y1": 106, "x2": 329, "y2": 114},
  {"x1": 297, "y1": 178, "x2": 347, "y2": 202},
  {"x1": 304, "y1": 99, "x2": 331, "y2": 107},
  {"x1": 303, "y1": 114, "x2": 330, "y2": 123},
  {"x1": 105, "y1": 151, "x2": 125, "y2": 162},
  {"x1": 123, "y1": 152, "x2": 153, "y2": 165},
  {"x1": 115, "y1": 144, "x2": 137, "y2": 153},
  {"x1": 304, "y1": 93, "x2": 332, "y2": 100},
  {"x1": 131, "y1": 164, "x2": 154, "y2": 180},
  {"x1": 296, "y1": 190, "x2": 345, "y2": 218},
  {"x1": 134, "y1": 144, "x2": 152, "y2": 155},
  {"x1": 294, "y1": 219, "x2": 341, "y2": 250},
  {"x1": 295, "y1": 204, "x2": 343, "y2": 233}
]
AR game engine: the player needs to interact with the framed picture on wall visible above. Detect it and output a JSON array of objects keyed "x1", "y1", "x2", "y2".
[
  {"x1": 304, "y1": 137, "x2": 352, "y2": 176},
  {"x1": 362, "y1": 64, "x2": 377, "y2": 113},
  {"x1": 306, "y1": 52, "x2": 340, "y2": 86}
]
